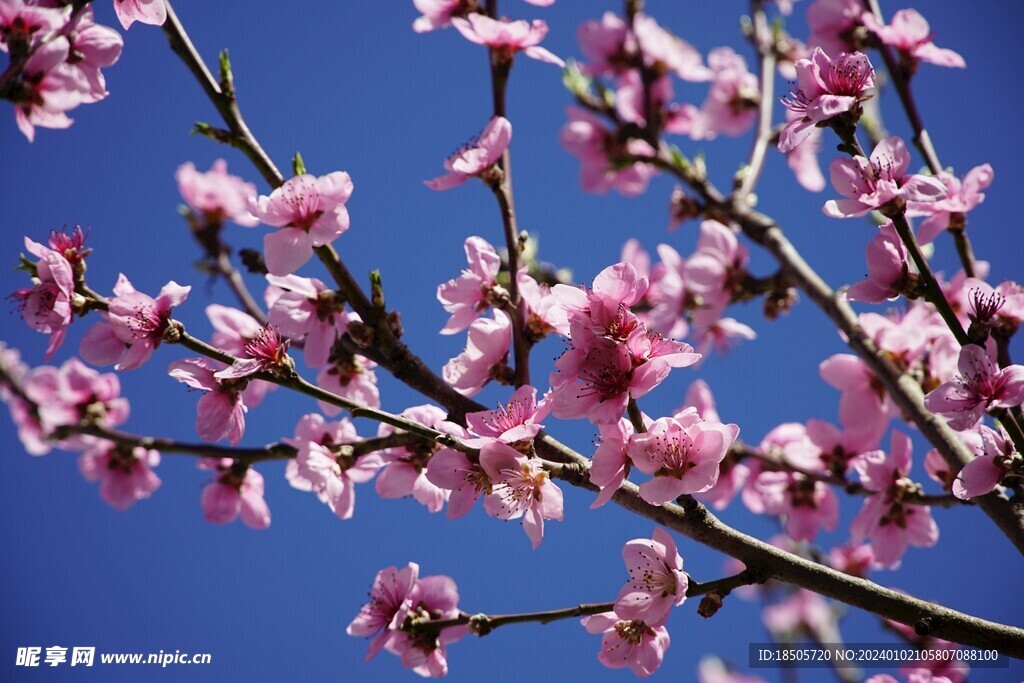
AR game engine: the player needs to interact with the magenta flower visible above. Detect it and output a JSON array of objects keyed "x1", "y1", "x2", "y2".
[
  {"x1": 908, "y1": 164, "x2": 993, "y2": 245},
  {"x1": 778, "y1": 48, "x2": 875, "y2": 152},
  {"x1": 425, "y1": 116, "x2": 512, "y2": 190},
  {"x1": 12, "y1": 237, "x2": 75, "y2": 360},
  {"x1": 846, "y1": 222, "x2": 910, "y2": 303},
  {"x1": 285, "y1": 414, "x2": 383, "y2": 520},
  {"x1": 168, "y1": 358, "x2": 247, "y2": 445},
  {"x1": 383, "y1": 574, "x2": 465, "y2": 678},
  {"x1": 823, "y1": 136, "x2": 946, "y2": 218},
  {"x1": 78, "y1": 442, "x2": 161, "y2": 510},
  {"x1": 752, "y1": 471, "x2": 839, "y2": 541},
  {"x1": 176, "y1": 159, "x2": 259, "y2": 227},
  {"x1": 924, "y1": 345, "x2": 1024, "y2": 431},
  {"x1": 437, "y1": 236, "x2": 501, "y2": 334},
  {"x1": 215, "y1": 324, "x2": 292, "y2": 380},
  {"x1": 451, "y1": 14, "x2": 563, "y2": 66},
  {"x1": 851, "y1": 431, "x2": 938, "y2": 567},
  {"x1": 582, "y1": 611, "x2": 670, "y2": 678},
  {"x1": 627, "y1": 412, "x2": 738, "y2": 505},
  {"x1": 862, "y1": 9, "x2": 965, "y2": 69},
  {"x1": 465, "y1": 384, "x2": 546, "y2": 445},
  {"x1": 104, "y1": 277, "x2": 191, "y2": 370},
  {"x1": 24, "y1": 357, "x2": 130, "y2": 443},
  {"x1": 554, "y1": 262, "x2": 648, "y2": 340},
  {"x1": 112, "y1": 0, "x2": 166, "y2": 30},
  {"x1": 953, "y1": 425, "x2": 1014, "y2": 500},
  {"x1": 560, "y1": 107, "x2": 657, "y2": 196},
  {"x1": 375, "y1": 405, "x2": 467, "y2": 513},
  {"x1": 615, "y1": 528, "x2": 688, "y2": 625},
  {"x1": 251, "y1": 171, "x2": 354, "y2": 276},
  {"x1": 481, "y1": 441, "x2": 563, "y2": 548},
  {"x1": 198, "y1": 458, "x2": 271, "y2": 529},
  {"x1": 442, "y1": 310, "x2": 512, "y2": 397},
  {"x1": 347, "y1": 562, "x2": 419, "y2": 660}
]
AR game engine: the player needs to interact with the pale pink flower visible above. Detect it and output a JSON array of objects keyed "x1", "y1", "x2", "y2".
[
  {"x1": 698, "y1": 657, "x2": 767, "y2": 683},
  {"x1": 465, "y1": 384, "x2": 546, "y2": 444},
  {"x1": 176, "y1": 159, "x2": 259, "y2": 227},
  {"x1": 846, "y1": 222, "x2": 910, "y2": 303},
  {"x1": 553, "y1": 262, "x2": 648, "y2": 340},
  {"x1": 383, "y1": 574, "x2": 466, "y2": 678},
  {"x1": 852, "y1": 431, "x2": 938, "y2": 567},
  {"x1": 12, "y1": 237, "x2": 75, "y2": 360},
  {"x1": 779, "y1": 48, "x2": 875, "y2": 152},
  {"x1": 582, "y1": 611, "x2": 670, "y2": 677},
  {"x1": 214, "y1": 324, "x2": 291, "y2": 381},
  {"x1": 820, "y1": 353, "x2": 894, "y2": 439},
  {"x1": 828, "y1": 540, "x2": 877, "y2": 578},
  {"x1": 633, "y1": 13, "x2": 710, "y2": 81},
  {"x1": 806, "y1": 0, "x2": 864, "y2": 56},
  {"x1": 437, "y1": 236, "x2": 501, "y2": 334},
  {"x1": 375, "y1": 405, "x2": 467, "y2": 513},
  {"x1": 24, "y1": 357, "x2": 130, "y2": 441},
  {"x1": 198, "y1": 458, "x2": 271, "y2": 529},
  {"x1": 78, "y1": 442, "x2": 161, "y2": 510},
  {"x1": 11, "y1": 36, "x2": 88, "y2": 142},
  {"x1": 168, "y1": 358, "x2": 247, "y2": 445},
  {"x1": 425, "y1": 116, "x2": 512, "y2": 190},
  {"x1": 577, "y1": 12, "x2": 631, "y2": 76},
  {"x1": 204, "y1": 305, "x2": 275, "y2": 406},
  {"x1": 805, "y1": 417, "x2": 880, "y2": 475},
  {"x1": 518, "y1": 269, "x2": 570, "y2": 338},
  {"x1": 689, "y1": 47, "x2": 759, "y2": 140},
  {"x1": 924, "y1": 344, "x2": 1024, "y2": 431},
  {"x1": 251, "y1": 171, "x2": 354, "y2": 276},
  {"x1": 862, "y1": 9, "x2": 965, "y2": 69},
  {"x1": 0, "y1": 344, "x2": 49, "y2": 455},
  {"x1": 424, "y1": 445, "x2": 491, "y2": 519},
  {"x1": 0, "y1": 0, "x2": 68, "y2": 52},
  {"x1": 627, "y1": 412, "x2": 738, "y2": 505},
  {"x1": 907, "y1": 164, "x2": 993, "y2": 244},
  {"x1": 615, "y1": 528, "x2": 688, "y2": 625},
  {"x1": 442, "y1": 310, "x2": 512, "y2": 397},
  {"x1": 265, "y1": 274, "x2": 345, "y2": 368},
  {"x1": 824, "y1": 136, "x2": 946, "y2": 218},
  {"x1": 411, "y1": 0, "x2": 473, "y2": 33},
  {"x1": 762, "y1": 589, "x2": 839, "y2": 641},
  {"x1": 784, "y1": 109, "x2": 826, "y2": 191},
  {"x1": 347, "y1": 563, "x2": 419, "y2": 660},
  {"x1": 590, "y1": 416, "x2": 641, "y2": 509},
  {"x1": 953, "y1": 425, "x2": 1014, "y2": 500},
  {"x1": 560, "y1": 106, "x2": 657, "y2": 196},
  {"x1": 550, "y1": 331, "x2": 670, "y2": 425},
  {"x1": 451, "y1": 14, "x2": 563, "y2": 66},
  {"x1": 692, "y1": 318, "x2": 757, "y2": 358},
  {"x1": 752, "y1": 470, "x2": 839, "y2": 541},
  {"x1": 481, "y1": 441, "x2": 563, "y2": 548},
  {"x1": 285, "y1": 414, "x2": 383, "y2": 520},
  {"x1": 61, "y1": 7, "x2": 122, "y2": 103},
  {"x1": 105, "y1": 277, "x2": 191, "y2": 370},
  {"x1": 316, "y1": 354, "x2": 380, "y2": 415},
  {"x1": 113, "y1": 0, "x2": 167, "y2": 29}
]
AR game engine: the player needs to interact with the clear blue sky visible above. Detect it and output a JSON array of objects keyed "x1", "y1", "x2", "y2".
[{"x1": 1, "y1": 1, "x2": 1021, "y2": 681}]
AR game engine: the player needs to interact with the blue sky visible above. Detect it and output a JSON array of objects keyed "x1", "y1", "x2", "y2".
[{"x1": 1, "y1": 1, "x2": 1021, "y2": 681}]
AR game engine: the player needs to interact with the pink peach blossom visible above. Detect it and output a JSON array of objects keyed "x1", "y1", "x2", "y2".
[
  {"x1": 315, "y1": 354, "x2": 380, "y2": 415},
  {"x1": 846, "y1": 222, "x2": 910, "y2": 303},
  {"x1": 437, "y1": 236, "x2": 501, "y2": 334},
  {"x1": 346, "y1": 562, "x2": 419, "y2": 660},
  {"x1": 176, "y1": 159, "x2": 259, "y2": 227},
  {"x1": 442, "y1": 310, "x2": 512, "y2": 397},
  {"x1": 907, "y1": 164, "x2": 993, "y2": 245},
  {"x1": 820, "y1": 353, "x2": 894, "y2": 440},
  {"x1": 481, "y1": 441, "x2": 563, "y2": 548},
  {"x1": 924, "y1": 344, "x2": 1024, "y2": 431},
  {"x1": 113, "y1": 0, "x2": 166, "y2": 30},
  {"x1": 615, "y1": 528, "x2": 688, "y2": 625},
  {"x1": 411, "y1": 0, "x2": 472, "y2": 33},
  {"x1": 689, "y1": 47, "x2": 759, "y2": 140},
  {"x1": 633, "y1": 13, "x2": 710, "y2": 81},
  {"x1": 104, "y1": 276, "x2": 191, "y2": 370},
  {"x1": 168, "y1": 358, "x2": 247, "y2": 445},
  {"x1": 265, "y1": 273, "x2": 347, "y2": 368},
  {"x1": 12, "y1": 237, "x2": 75, "y2": 360},
  {"x1": 24, "y1": 357, "x2": 130, "y2": 443},
  {"x1": 198, "y1": 458, "x2": 271, "y2": 529},
  {"x1": 251, "y1": 171, "x2": 353, "y2": 276},
  {"x1": 10, "y1": 36, "x2": 88, "y2": 141},
  {"x1": 824, "y1": 136, "x2": 946, "y2": 218},
  {"x1": 78, "y1": 442, "x2": 161, "y2": 510},
  {"x1": 61, "y1": 7, "x2": 122, "y2": 104},
  {"x1": 0, "y1": 0, "x2": 68, "y2": 53},
  {"x1": 383, "y1": 574, "x2": 465, "y2": 677},
  {"x1": 582, "y1": 611, "x2": 670, "y2": 677},
  {"x1": 953, "y1": 425, "x2": 1014, "y2": 500},
  {"x1": 560, "y1": 106, "x2": 657, "y2": 196},
  {"x1": 779, "y1": 48, "x2": 875, "y2": 152},
  {"x1": 425, "y1": 116, "x2": 512, "y2": 190},
  {"x1": 465, "y1": 384, "x2": 546, "y2": 444},
  {"x1": 451, "y1": 14, "x2": 563, "y2": 66},
  {"x1": 752, "y1": 471, "x2": 839, "y2": 541},
  {"x1": 806, "y1": 0, "x2": 864, "y2": 56},
  {"x1": 862, "y1": 9, "x2": 964, "y2": 69}
]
